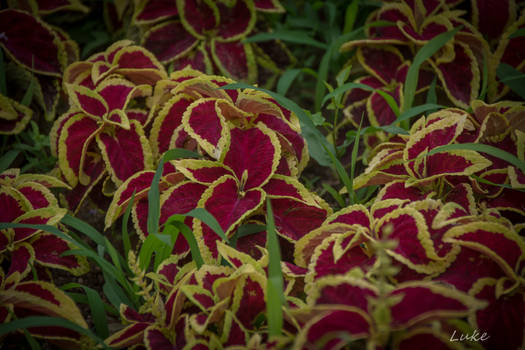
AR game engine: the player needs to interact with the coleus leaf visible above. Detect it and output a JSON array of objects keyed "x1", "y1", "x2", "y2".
[
  {"x1": 210, "y1": 40, "x2": 257, "y2": 83},
  {"x1": 195, "y1": 175, "x2": 264, "y2": 262},
  {"x1": 0, "y1": 9, "x2": 66, "y2": 76},
  {"x1": 133, "y1": 0, "x2": 179, "y2": 25},
  {"x1": 96, "y1": 120, "x2": 154, "y2": 186},
  {"x1": 0, "y1": 94, "x2": 32, "y2": 135},
  {"x1": 443, "y1": 222, "x2": 525, "y2": 280},
  {"x1": 142, "y1": 21, "x2": 199, "y2": 63}
]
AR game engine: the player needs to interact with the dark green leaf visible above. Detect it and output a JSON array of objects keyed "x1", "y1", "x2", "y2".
[
  {"x1": 0, "y1": 150, "x2": 20, "y2": 173},
  {"x1": 496, "y1": 63, "x2": 525, "y2": 100},
  {"x1": 276, "y1": 68, "x2": 302, "y2": 96},
  {"x1": 403, "y1": 27, "x2": 460, "y2": 111},
  {"x1": 265, "y1": 198, "x2": 284, "y2": 338}
]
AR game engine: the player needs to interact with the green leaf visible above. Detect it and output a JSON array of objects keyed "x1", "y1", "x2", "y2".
[
  {"x1": 478, "y1": 54, "x2": 488, "y2": 100},
  {"x1": 349, "y1": 119, "x2": 362, "y2": 204},
  {"x1": 167, "y1": 220, "x2": 204, "y2": 268},
  {"x1": 220, "y1": 83, "x2": 334, "y2": 166},
  {"x1": 343, "y1": 0, "x2": 359, "y2": 33},
  {"x1": 265, "y1": 198, "x2": 284, "y2": 338},
  {"x1": 59, "y1": 283, "x2": 109, "y2": 339},
  {"x1": 395, "y1": 103, "x2": 443, "y2": 126},
  {"x1": 470, "y1": 174, "x2": 525, "y2": 193},
  {"x1": 321, "y1": 82, "x2": 377, "y2": 107},
  {"x1": 121, "y1": 190, "x2": 135, "y2": 260},
  {"x1": 322, "y1": 183, "x2": 346, "y2": 208},
  {"x1": 0, "y1": 316, "x2": 110, "y2": 349},
  {"x1": 231, "y1": 223, "x2": 266, "y2": 247},
  {"x1": 403, "y1": 27, "x2": 460, "y2": 111},
  {"x1": 245, "y1": 30, "x2": 328, "y2": 49},
  {"x1": 148, "y1": 148, "x2": 202, "y2": 236},
  {"x1": 179, "y1": 208, "x2": 229, "y2": 244},
  {"x1": 276, "y1": 68, "x2": 302, "y2": 96},
  {"x1": 0, "y1": 149, "x2": 20, "y2": 173},
  {"x1": 496, "y1": 63, "x2": 525, "y2": 100},
  {"x1": 23, "y1": 329, "x2": 41, "y2": 350},
  {"x1": 21, "y1": 75, "x2": 35, "y2": 107},
  {"x1": 61, "y1": 214, "x2": 107, "y2": 247},
  {"x1": 427, "y1": 143, "x2": 525, "y2": 173}
]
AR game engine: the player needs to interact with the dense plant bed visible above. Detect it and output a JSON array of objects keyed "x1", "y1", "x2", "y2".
[{"x1": 1, "y1": 0, "x2": 525, "y2": 349}]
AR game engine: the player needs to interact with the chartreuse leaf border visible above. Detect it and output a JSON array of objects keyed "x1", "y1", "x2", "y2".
[{"x1": 428, "y1": 143, "x2": 525, "y2": 173}]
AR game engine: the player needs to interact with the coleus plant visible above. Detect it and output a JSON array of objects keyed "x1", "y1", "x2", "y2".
[
  {"x1": 132, "y1": 0, "x2": 292, "y2": 83},
  {"x1": 353, "y1": 104, "x2": 525, "y2": 215},
  {"x1": 0, "y1": 168, "x2": 91, "y2": 347},
  {"x1": 340, "y1": 0, "x2": 492, "y2": 109},
  {"x1": 50, "y1": 40, "x2": 168, "y2": 211},
  {"x1": 293, "y1": 177, "x2": 525, "y2": 349},
  {"x1": 106, "y1": 243, "x2": 298, "y2": 349},
  {"x1": 0, "y1": 8, "x2": 80, "y2": 132},
  {"x1": 0, "y1": 168, "x2": 88, "y2": 287},
  {"x1": 105, "y1": 68, "x2": 329, "y2": 262}
]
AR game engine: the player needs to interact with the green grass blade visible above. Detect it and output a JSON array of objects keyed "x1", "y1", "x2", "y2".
[
  {"x1": 121, "y1": 190, "x2": 135, "y2": 260},
  {"x1": 277, "y1": 68, "x2": 302, "y2": 96},
  {"x1": 59, "y1": 282, "x2": 109, "y2": 339},
  {"x1": 478, "y1": 54, "x2": 488, "y2": 100},
  {"x1": 230, "y1": 223, "x2": 266, "y2": 247},
  {"x1": 169, "y1": 221, "x2": 204, "y2": 268},
  {"x1": 496, "y1": 63, "x2": 525, "y2": 100},
  {"x1": 322, "y1": 143, "x2": 354, "y2": 204},
  {"x1": 220, "y1": 83, "x2": 334, "y2": 166},
  {"x1": 23, "y1": 329, "x2": 41, "y2": 350},
  {"x1": 245, "y1": 30, "x2": 328, "y2": 49},
  {"x1": 183, "y1": 208, "x2": 229, "y2": 244},
  {"x1": 395, "y1": 103, "x2": 443, "y2": 125},
  {"x1": 102, "y1": 273, "x2": 134, "y2": 309},
  {"x1": 343, "y1": 0, "x2": 359, "y2": 33},
  {"x1": 427, "y1": 143, "x2": 525, "y2": 172},
  {"x1": 470, "y1": 174, "x2": 525, "y2": 192},
  {"x1": 0, "y1": 316, "x2": 110, "y2": 349},
  {"x1": 320, "y1": 82, "x2": 379, "y2": 107},
  {"x1": 148, "y1": 148, "x2": 202, "y2": 236},
  {"x1": 349, "y1": 120, "x2": 362, "y2": 204},
  {"x1": 61, "y1": 214, "x2": 107, "y2": 247},
  {"x1": 322, "y1": 183, "x2": 346, "y2": 208},
  {"x1": 0, "y1": 149, "x2": 21, "y2": 172},
  {"x1": 403, "y1": 27, "x2": 460, "y2": 111},
  {"x1": 426, "y1": 77, "x2": 438, "y2": 104},
  {"x1": 265, "y1": 198, "x2": 284, "y2": 338}
]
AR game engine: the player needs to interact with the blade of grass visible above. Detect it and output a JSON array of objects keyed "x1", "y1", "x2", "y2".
[
  {"x1": 148, "y1": 148, "x2": 202, "y2": 237},
  {"x1": 394, "y1": 103, "x2": 443, "y2": 126},
  {"x1": 276, "y1": 68, "x2": 302, "y2": 96},
  {"x1": 403, "y1": 27, "x2": 460, "y2": 111},
  {"x1": 168, "y1": 221, "x2": 204, "y2": 268},
  {"x1": 121, "y1": 190, "x2": 135, "y2": 260},
  {"x1": 343, "y1": 0, "x2": 359, "y2": 33},
  {"x1": 58, "y1": 283, "x2": 109, "y2": 339},
  {"x1": 322, "y1": 183, "x2": 346, "y2": 208},
  {"x1": 0, "y1": 316, "x2": 111, "y2": 349},
  {"x1": 478, "y1": 54, "x2": 488, "y2": 100},
  {"x1": 265, "y1": 198, "x2": 284, "y2": 338},
  {"x1": 230, "y1": 223, "x2": 266, "y2": 247},
  {"x1": 349, "y1": 119, "x2": 362, "y2": 204},
  {"x1": 470, "y1": 174, "x2": 525, "y2": 192},
  {"x1": 427, "y1": 143, "x2": 525, "y2": 172},
  {"x1": 496, "y1": 63, "x2": 525, "y2": 100},
  {"x1": 183, "y1": 208, "x2": 229, "y2": 244}
]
